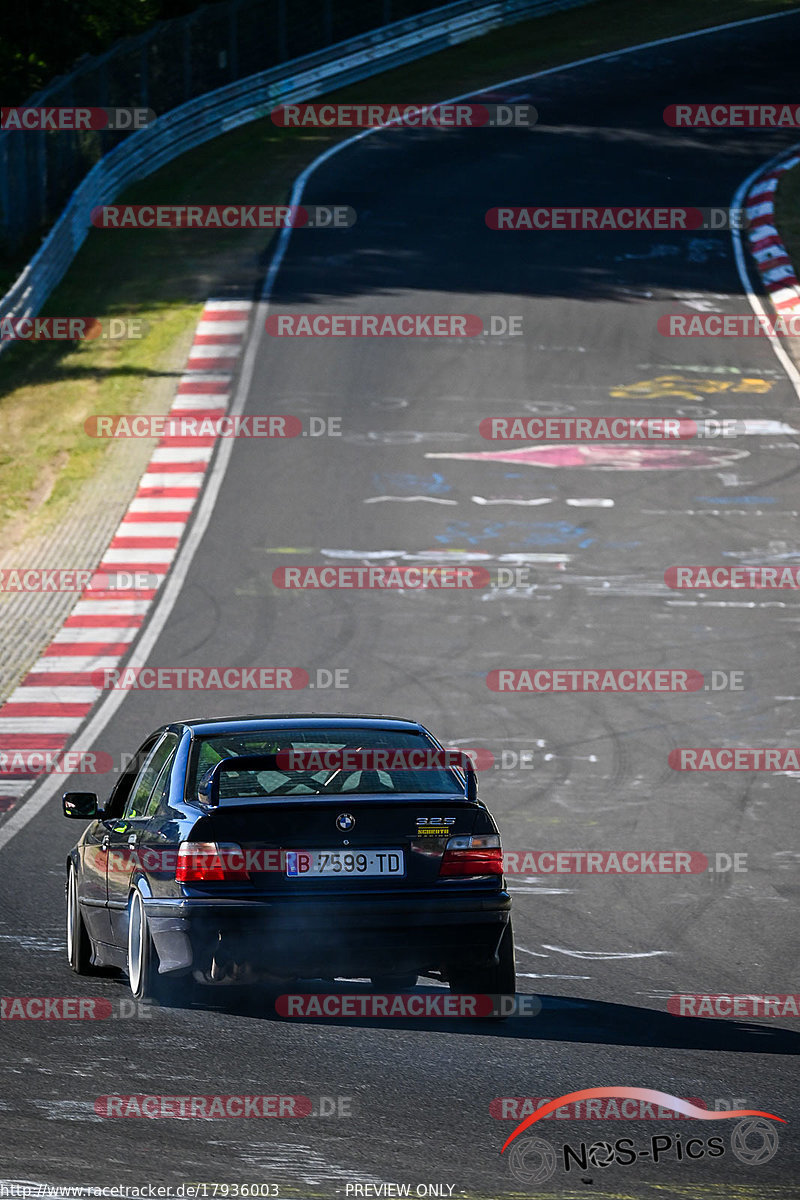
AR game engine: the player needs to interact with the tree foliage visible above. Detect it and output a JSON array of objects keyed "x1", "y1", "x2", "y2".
[{"x1": 1, "y1": 0, "x2": 205, "y2": 103}]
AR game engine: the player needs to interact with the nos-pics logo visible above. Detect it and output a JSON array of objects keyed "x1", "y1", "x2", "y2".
[{"x1": 501, "y1": 1088, "x2": 783, "y2": 1183}]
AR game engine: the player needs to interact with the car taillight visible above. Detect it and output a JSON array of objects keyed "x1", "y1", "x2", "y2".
[
  {"x1": 176, "y1": 841, "x2": 249, "y2": 882},
  {"x1": 439, "y1": 834, "x2": 503, "y2": 876}
]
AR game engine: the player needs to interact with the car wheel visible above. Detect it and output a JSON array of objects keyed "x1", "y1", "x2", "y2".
[
  {"x1": 370, "y1": 973, "x2": 417, "y2": 991},
  {"x1": 66, "y1": 863, "x2": 96, "y2": 975},
  {"x1": 127, "y1": 889, "x2": 191, "y2": 1006},
  {"x1": 447, "y1": 922, "x2": 516, "y2": 1016}
]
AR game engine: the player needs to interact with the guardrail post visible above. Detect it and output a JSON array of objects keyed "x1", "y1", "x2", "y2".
[
  {"x1": 229, "y1": 0, "x2": 239, "y2": 81},
  {"x1": 98, "y1": 60, "x2": 111, "y2": 156},
  {"x1": 0, "y1": 137, "x2": 10, "y2": 253},
  {"x1": 183, "y1": 19, "x2": 193, "y2": 101},
  {"x1": 278, "y1": 0, "x2": 287, "y2": 60},
  {"x1": 140, "y1": 38, "x2": 149, "y2": 109},
  {"x1": 35, "y1": 132, "x2": 47, "y2": 232}
]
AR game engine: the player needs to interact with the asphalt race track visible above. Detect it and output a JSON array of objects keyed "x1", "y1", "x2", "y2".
[{"x1": 3, "y1": 9, "x2": 800, "y2": 1198}]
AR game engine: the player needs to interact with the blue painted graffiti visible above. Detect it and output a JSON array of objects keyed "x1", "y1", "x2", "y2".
[{"x1": 434, "y1": 520, "x2": 592, "y2": 547}]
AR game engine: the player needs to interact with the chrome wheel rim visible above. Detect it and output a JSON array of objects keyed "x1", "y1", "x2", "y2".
[
  {"x1": 66, "y1": 869, "x2": 76, "y2": 964},
  {"x1": 127, "y1": 893, "x2": 144, "y2": 995}
]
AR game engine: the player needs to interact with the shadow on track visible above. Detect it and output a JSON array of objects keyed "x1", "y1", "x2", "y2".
[{"x1": 168, "y1": 979, "x2": 800, "y2": 1053}]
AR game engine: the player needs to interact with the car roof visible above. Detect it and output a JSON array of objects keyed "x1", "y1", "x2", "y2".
[{"x1": 173, "y1": 714, "x2": 428, "y2": 737}]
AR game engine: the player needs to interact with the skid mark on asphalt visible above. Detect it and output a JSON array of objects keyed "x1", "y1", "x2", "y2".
[
  {"x1": 364, "y1": 494, "x2": 455, "y2": 504},
  {"x1": 219, "y1": 1143, "x2": 383, "y2": 1187},
  {"x1": 364, "y1": 496, "x2": 616, "y2": 507},
  {"x1": 694, "y1": 494, "x2": 778, "y2": 502},
  {"x1": 542, "y1": 945, "x2": 672, "y2": 960},
  {"x1": 30, "y1": 1100, "x2": 102, "y2": 1122},
  {"x1": 516, "y1": 973, "x2": 592, "y2": 980},
  {"x1": 644, "y1": 509, "x2": 796, "y2": 517},
  {"x1": 0, "y1": 933, "x2": 61, "y2": 953},
  {"x1": 472, "y1": 496, "x2": 615, "y2": 507},
  {"x1": 667, "y1": 600, "x2": 797, "y2": 608},
  {"x1": 310, "y1": 548, "x2": 573, "y2": 565},
  {"x1": 508, "y1": 889, "x2": 574, "y2": 896},
  {"x1": 364, "y1": 496, "x2": 458, "y2": 504},
  {"x1": 472, "y1": 496, "x2": 553, "y2": 505}
]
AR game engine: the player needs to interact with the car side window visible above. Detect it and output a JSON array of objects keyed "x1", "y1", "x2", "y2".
[
  {"x1": 142, "y1": 751, "x2": 177, "y2": 820},
  {"x1": 123, "y1": 735, "x2": 179, "y2": 821},
  {"x1": 103, "y1": 736, "x2": 160, "y2": 818}
]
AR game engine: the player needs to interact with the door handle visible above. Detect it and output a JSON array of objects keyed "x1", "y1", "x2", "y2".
[
  {"x1": 101, "y1": 835, "x2": 110, "y2": 850},
  {"x1": 127, "y1": 834, "x2": 138, "y2": 846}
]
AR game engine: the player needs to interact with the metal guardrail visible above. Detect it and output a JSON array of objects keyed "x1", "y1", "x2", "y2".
[
  {"x1": 0, "y1": 0, "x2": 593, "y2": 352},
  {"x1": 0, "y1": 0, "x2": 446, "y2": 252}
]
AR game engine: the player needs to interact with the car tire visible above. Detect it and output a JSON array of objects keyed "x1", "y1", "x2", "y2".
[
  {"x1": 127, "y1": 889, "x2": 192, "y2": 1007},
  {"x1": 370, "y1": 973, "x2": 417, "y2": 991},
  {"x1": 66, "y1": 862, "x2": 96, "y2": 975},
  {"x1": 446, "y1": 921, "x2": 516, "y2": 1017}
]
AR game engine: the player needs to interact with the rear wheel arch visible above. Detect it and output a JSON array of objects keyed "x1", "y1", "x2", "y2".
[{"x1": 126, "y1": 882, "x2": 192, "y2": 1006}]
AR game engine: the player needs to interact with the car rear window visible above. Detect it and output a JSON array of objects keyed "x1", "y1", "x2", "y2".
[{"x1": 189, "y1": 728, "x2": 465, "y2": 801}]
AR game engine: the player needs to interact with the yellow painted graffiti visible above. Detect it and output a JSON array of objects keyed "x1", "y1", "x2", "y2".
[{"x1": 610, "y1": 374, "x2": 775, "y2": 400}]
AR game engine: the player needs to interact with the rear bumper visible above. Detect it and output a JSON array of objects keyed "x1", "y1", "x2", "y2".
[{"x1": 144, "y1": 891, "x2": 511, "y2": 978}]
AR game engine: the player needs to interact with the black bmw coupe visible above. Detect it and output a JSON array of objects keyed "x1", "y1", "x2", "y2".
[{"x1": 64, "y1": 714, "x2": 514, "y2": 1006}]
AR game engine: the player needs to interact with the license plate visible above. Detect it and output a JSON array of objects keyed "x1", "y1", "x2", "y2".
[{"x1": 285, "y1": 849, "x2": 404, "y2": 877}]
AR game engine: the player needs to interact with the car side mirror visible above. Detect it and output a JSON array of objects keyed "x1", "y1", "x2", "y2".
[{"x1": 62, "y1": 791, "x2": 100, "y2": 819}]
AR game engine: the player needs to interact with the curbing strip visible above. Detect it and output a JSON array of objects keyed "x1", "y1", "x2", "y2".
[
  {"x1": 0, "y1": 299, "x2": 253, "y2": 813},
  {"x1": 745, "y1": 150, "x2": 800, "y2": 315}
]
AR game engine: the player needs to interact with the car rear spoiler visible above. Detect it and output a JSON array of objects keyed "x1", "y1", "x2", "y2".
[{"x1": 198, "y1": 750, "x2": 478, "y2": 806}]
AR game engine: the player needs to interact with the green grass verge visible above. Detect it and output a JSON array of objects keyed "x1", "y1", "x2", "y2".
[{"x1": 0, "y1": 0, "x2": 797, "y2": 545}]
